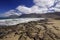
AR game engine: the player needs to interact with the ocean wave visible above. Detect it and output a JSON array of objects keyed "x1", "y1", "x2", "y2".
[{"x1": 0, "y1": 18, "x2": 45, "y2": 26}]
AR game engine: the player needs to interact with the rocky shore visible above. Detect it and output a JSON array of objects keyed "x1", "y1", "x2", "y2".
[{"x1": 0, "y1": 18, "x2": 60, "y2": 40}]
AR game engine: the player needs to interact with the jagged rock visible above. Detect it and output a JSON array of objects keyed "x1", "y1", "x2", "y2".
[{"x1": 0, "y1": 19, "x2": 60, "y2": 40}]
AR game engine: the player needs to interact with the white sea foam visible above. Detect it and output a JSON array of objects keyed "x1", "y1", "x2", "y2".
[{"x1": 0, "y1": 18, "x2": 45, "y2": 26}]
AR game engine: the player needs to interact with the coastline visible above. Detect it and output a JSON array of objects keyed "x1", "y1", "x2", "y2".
[
  {"x1": 0, "y1": 18, "x2": 45, "y2": 26},
  {"x1": 0, "y1": 18, "x2": 60, "y2": 40}
]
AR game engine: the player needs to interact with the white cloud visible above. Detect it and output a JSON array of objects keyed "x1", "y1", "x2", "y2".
[
  {"x1": 16, "y1": 0, "x2": 56, "y2": 14},
  {"x1": 34, "y1": 0, "x2": 55, "y2": 7},
  {"x1": 31, "y1": 6, "x2": 48, "y2": 13},
  {"x1": 17, "y1": 5, "x2": 49, "y2": 14},
  {"x1": 1, "y1": 10, "x2": 22, "y2": 17},
  {"x1": 54, "y1": 2, "x2": 60, "y2": 12},
  {"x1": 17, "y1": 6, "x2": 31, "y2": 14},
  {"x1": 1, "y1": 0, "x2": 60, "y2": 17}
]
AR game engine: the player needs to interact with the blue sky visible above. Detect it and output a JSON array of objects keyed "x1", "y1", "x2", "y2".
[
  {"x1": 0, "y1": 0, "x2": 60, "y2": 17},
  {"x1": 0, "y1": 0, "x2": 34, "y2": 13}
]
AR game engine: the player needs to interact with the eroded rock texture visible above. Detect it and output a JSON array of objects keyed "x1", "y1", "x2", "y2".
[{"x1": 0, "y1": 19, "x2": 60, "y2": 40}]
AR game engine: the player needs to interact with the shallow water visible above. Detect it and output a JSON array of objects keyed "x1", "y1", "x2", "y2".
[{"x1": 0, "y1": 18, "x2": 45, "y2": 26}]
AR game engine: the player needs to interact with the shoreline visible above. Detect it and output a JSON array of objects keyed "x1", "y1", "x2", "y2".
[{"x1": 0, "y1": 18, "x2": 45, "y2": 26}]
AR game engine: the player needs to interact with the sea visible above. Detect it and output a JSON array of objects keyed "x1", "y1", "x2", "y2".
[{"x1": 0, "y1": 18, "x2": 45, "y2": 26}]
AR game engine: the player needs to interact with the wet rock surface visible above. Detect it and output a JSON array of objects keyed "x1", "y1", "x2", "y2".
[{"x1": 0, "y1": 19, "x2": 60, "y2": 40}]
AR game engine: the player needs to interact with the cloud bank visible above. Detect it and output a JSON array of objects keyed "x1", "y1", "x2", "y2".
[
  {"x1": 1, "y1": 0, "x2": 60, "y2": 17},
  {"x1": 16, "y1": 0, "x2": 60, "y2": 14}
]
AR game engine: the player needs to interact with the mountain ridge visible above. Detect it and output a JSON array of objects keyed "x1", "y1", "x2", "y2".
[{"x1": 0, "y1": 12, "x2": 60, "y2": 19}]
